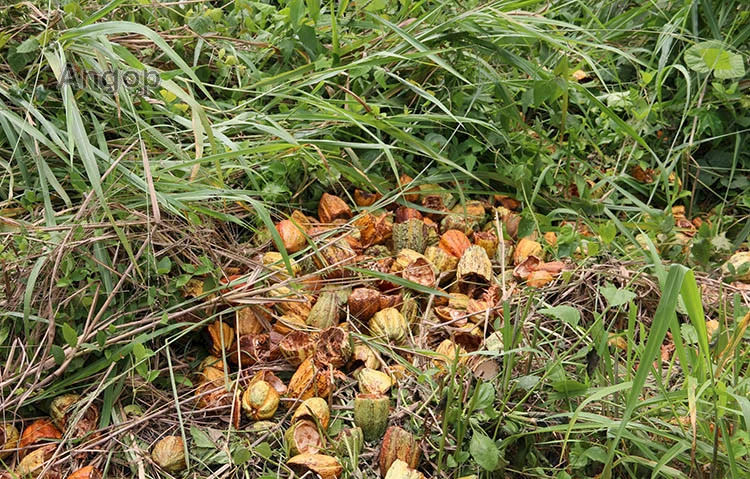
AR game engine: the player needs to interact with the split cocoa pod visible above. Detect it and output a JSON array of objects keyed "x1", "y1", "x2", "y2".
[
  {"x1": 379, "y1": 426, "x2": 421, "y2": 477},
  {"x1": 15, "y1": 443, "x2": 58, "y2": 478},
  {"x1": 287, "y1": 453, "x2": 342, "y2": 479},
  {"x1": 18, "y1": 419, "x2": 61, "y2": 459},
  {"x1": 49, "y1": 394, "x2": 99, "y2": 440},
  {"x1": 285, "y1": 420, "x2": 323, "y2": 456},
  {"x1": 66, "y1": 465, "x2": 102, "y2": 479},
  {"x1": 384, "y1": 459, "x2": 425, "y2": 479},
  {"x1": 285, "y1": 358, "x2": 333, "y2": 409}
]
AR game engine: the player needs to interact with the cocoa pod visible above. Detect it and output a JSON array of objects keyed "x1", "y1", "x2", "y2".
[
  {"x1": 285, "y1": 419, "x2": 322, "y2": 456},
  {"x1": 291, "y1": 398, "x2": 330, "y2": 430},
  {"x1": 286, "y1": 358, "x2": 332, "y2": 408},
  {"x1": 347, "y1": 288, "x2": 382, "y2": 322},
  {"x1": 151, "y1": 436, "x2": 187, "y2": 473},
  {"x1": 456, "y1": 245, "x2": 493, "y2": 293},
  {"x1": 353, "y1": 394, "x2": 389, "y2": 442},
  {"x1": 379, "y1": 426, "x2": 421, "y2": 477},
  {"x1": 279, "y1": 331, "x2": 318, "y2": 367},
  {"x1": 287, "y1": 453, "x2": 342, "y2": 479},
  {"x1": 18, "y1": 419, "x2": 61, "y2": 459},
  {"x1": 314, "y1": 327, "x2": 352, "y2": 368},
  {"x1": 369, "y1": 308, "x2": 408, "y2": 343}
]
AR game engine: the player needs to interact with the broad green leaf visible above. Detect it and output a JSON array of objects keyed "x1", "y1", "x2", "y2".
[
  {"x1": 539, "y1": 305, "x2": 580, "y2": 326},
  {"x1": 254, "y1": 442, "x2": 273, "y2": 460},
  {"x1": 232, "y1": 447, "x2": 252, "y2": 465},
  {"x1": 598, "y1": 221, "x2": 617, "y2": 244},
  {"x1": 62, "y1": 323, "x2": 79, "y2": 348},
  {"x1": 191, "y1": 426, "x2": 216, "y2": 449},
  {"x1": 473, "y1": 382, "x2": 495, "y2": 410},
  {"x1": 470, "y1": 431, "x2": 499, "y2": 471},
  {"x1": 599, "y1": 283, "x2": 636, "y2": 308},
  {"x1": 16, "y1": 37, "x2": 40, "y2": 54},
  {"x1": 51, "y1": 345, "x2": 66, "y2": 365},
  {"x1": 685, "y1": 41, "x2": 745, "y2": 79},
  {"x1": 156, "y1": 256, "x2": 172, "y2": 275}
]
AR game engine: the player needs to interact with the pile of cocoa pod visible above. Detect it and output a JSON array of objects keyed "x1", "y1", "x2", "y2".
[{"x1": 191, "y1": 177, "x2": 568, "y2": 478}]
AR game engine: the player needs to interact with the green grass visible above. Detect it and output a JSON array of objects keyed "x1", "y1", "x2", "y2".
[{"x1": 0, "y1": 0, "x2": 749, "y2": 478}]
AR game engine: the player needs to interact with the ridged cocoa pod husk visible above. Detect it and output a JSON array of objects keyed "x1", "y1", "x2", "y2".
[
  {"x1": 395, "y1": 206, "x2": 422, "y2": 223},
  {"x1": 151, "y1": 435, "x2": 187, "y2": 473},
  {"x1": 421, "y1": 194, "x2": 448, "y2": 220},
  {"x1": 379, "y1": 426, "x2": 421, "y2": 477},
  {"x1": 307, "y1": 290, "x2": 345, "y2": 330},
  {"x1": 439, "y1": 230, "x2": 471, "y2": 258},
  {"x1": 313, "y1": 239, "x2": 357, "y2": 279},
  {"x1": 526, "y1": 270, "x2": 554, "y2": 287},
  {"x1": 369, "y1": 308, "x2": 409, "y2": 343},
  {"x1": 401, "y1": 257, "x2": 436, "y2": 288},
  {"x1": 286, "y1": 358, "x2": 333, "y2": 409},
  {"x1": 347, "y1": 341, "x2": 380, "y2": 371},
  {"x1": 279, "y1": 331, "x2": 318, "y2": 367},
  {"x1": 49, "y1": 394, "x2": 99, "y2": 441},
  {"x1": 353, "y1": 394, "x2": 390, "y2": 442},
  {"x1": 347, "y1": 288, "x2": 382, "y2": 322},
  {"x1": 390, "y1": 249, "x2": 422, "y2": 272},
  {"x1": 384, "y1": 459, "x2": 426, "y2": 479},
  {"x1": 424, "y1": 245, "x2": 458, "y2": 273},
  {"x1": 18, "y1": 419, "x2": 61, "y2": 459},
  {"x1": 235, "y1": 306, "x2": 269, "y2": 336},
  {"x1": 379, "y1": 292, "x2": 403, "y2": 310},
  {"x1": 513, "y1": 238, "x2": 544, "y2": 265},
  {"x1": 398, "y1": 174, "x2": 420, "y2": 203},
  {"x1": 275, "y1": 219, "x2": 307, "y2": 253},
  {"x1": 268, "y1": 286, "x2": 313, "y2": 322},
  {"x1": 453, "y1": 200, "x2": 486, "y2": 218},
  {"x1": 473, "y1": 230, "x2": 499, "y2": 259},
  {"x1": 206, "y1": 320, "x2": 235, "y2": 356},
  {"x1": 315, "y1": 327, "x2": 352, "y2": 368},
  {"x1": 440, "y1": 214, "x2": 475, "y2": 235},
  {"x1": 242, "y1": 380, "x2": 280, "y2": 420},
  {"x1": 456, "y1": 245, "x2": 493, "y2": 294},
  {"x1": 66, "y1": 465, "x2": 102, "y2": 479},
  {"x1": 287, "y1": 453, "x2": 342, "y2": 479},
  {"x1": 355, "y1": 213, "x2": 392, "y2": 248},
  {"x1": 356, "y1": 368, "x2": 392, "y2": 395},
  {"x1": 393, "y1": 219, "x2": 429, "y2": 254},
  {"x1": 433, "y1": 339, "x2": 468, "y2": 369},
  {"x1": 353, "y1": 189, "x2": 382, "y2": 207},
  {"x1": 250, "y1": 370, "x2": 288, "y2": 396},
  {"x1": 273, "y1": 314, "x2": 308, "y2": 335},
  {"x1": 229, "y1": 334, "x2": 270, "y2": 366},
  {"x1": 196, "y1": 366, "x2": 232, "y2": 409},
  {"x1": 285, "y1": 419, "x2": 323, "y2": 456},
  {"x1": 400, "y1": 296, "x2": 419, "y2": 325},
  {"x1": 361, "y1": 256, "x2": 399, "y2": 292},
  {"x1": 0, "y1": 423, "x2": 19, "y2": 460},
  {"x1": 198, "y1": 355, "x2": 226, "y2": 371},
  {"x1": 318, "y1": 193, "x2": 352, "y2": 224},
  {"x1": 291, "y1": 397, "x2": 330, "y2": 430},
  {"x1": 15, "y1": 444, "x2": 59, "y2": 478}
]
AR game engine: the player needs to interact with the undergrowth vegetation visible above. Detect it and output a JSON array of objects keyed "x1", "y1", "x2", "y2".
[{"x1": 0, "y1": 0, "x2": 748, "y2": 478}]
